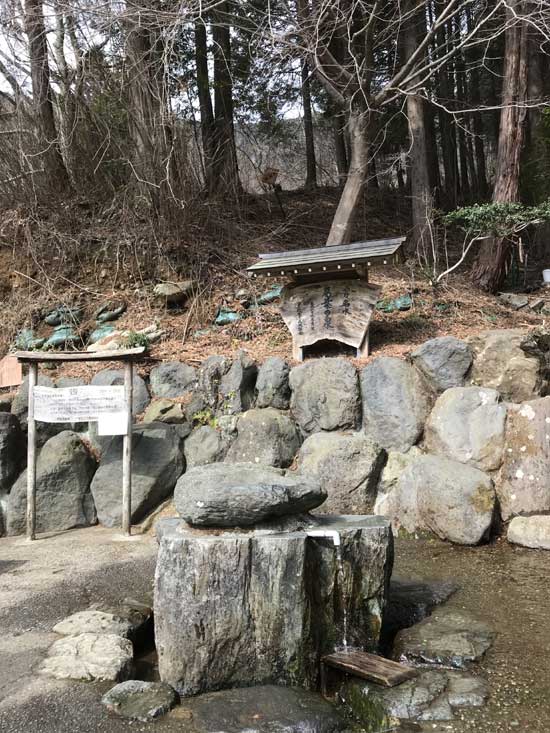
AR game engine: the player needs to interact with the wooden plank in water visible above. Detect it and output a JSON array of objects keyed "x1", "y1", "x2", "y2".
[{"x1": 322, "y1": 650, "x2": 418, "y2": 688}]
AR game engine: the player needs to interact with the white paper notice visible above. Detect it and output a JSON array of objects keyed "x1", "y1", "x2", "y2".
[
  {"x1": 97, "y1": 412, "x2": 128, "y2": 436},
  {"x1": 33, "y1": 385, "x2": 126, "y2": 423}
]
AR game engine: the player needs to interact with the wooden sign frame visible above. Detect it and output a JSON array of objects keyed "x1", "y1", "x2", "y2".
[{"x1": 14, "y1": 348, "x2": 145, "y2": 541}]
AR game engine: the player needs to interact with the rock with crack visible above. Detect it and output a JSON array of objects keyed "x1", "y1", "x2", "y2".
[
  {"x1": 40, "y1": 633, "x2": 133, "y2": 682},
  {"x1": 295, "y1": 431, "x2": 385, "y2": 514},
  {"x1": 424, "y1": 387, "x2": 506, "y2": 472},
  {"x1": 495, "y1": 397, "x2": 550, "y2": 520},
  {"x1": 393, "y1": 608, "x2": 495, "y2": 668},
  {"x1": 374, "y1": 447, "x2": 423, "y2": 525},
  {"x1": 361, "y1": 357, "x2": 433, "y2": 452},
  {"x1": 177, "y1": 686, "x2": 348, "y2": 733},
  {"x1": 149, "y1": 361, "x2": 197, "y2": 398},
  {"x1": 218, "y1": 351, "x2": 258, "y2": 415},
  {"x1": 90, "y1": 422, "x2": 184, "y2": 527},
  {"x1": 256, "y1": 356, "x2": 291, "y2": 409},
  {"x1": 184, "y1": 424, "x2": 230, "y2": 467},
  {"x1": 387, "y1": 454, "x2": 495, "y2": 545},
  {"x1": 174, "y1": 462, "x2": 325, "y2": 526},
  {"x1": 468, "y1": 329, "x2": 545, "y2": 402},
  {"x1": 289, "y1": 358, "x2": 360, "y2": 435},
  {"x1": 7, "y1": 431, "x2": 97, "y2": 536},
  {"x1": 53, "y1": 599, "x2": 152, "y2": 642},
  {"x1": 225, "y1": 408, "x2": 301, "y2": 468},
  {"x1": 102, "y1": 680, "x2": 178, "y2": 722},
  {"x1": 411, "y1": 336, "x2": 473, "y2": 392}
]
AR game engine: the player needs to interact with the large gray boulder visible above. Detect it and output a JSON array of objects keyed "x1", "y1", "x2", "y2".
[
  {"x1": 90, "y1": 422, "x2": 184, "y2": 527},
  {"x1": 11, "y1": 373, "x2": 54, "y2": 424},
  {"x1": 289, "y1": 358, "x2": 360, "y2": 435},
  {"x1": 508, "y1": 515, "x2": 550, "y2": 549},
  {"x1": 361, "y1": 357, "x2": 433, "y2": 452},
  {"x1": 218, "y1": 351, "x2": 258, "y2": 415},
  {"x1": 174, "y1": 462, "x2": 325, "y2": 526},
  {"x1": 149, "y1": 361, "x2": 196, "y2": 398},
  {"x1": 0, "y1": 412, "x2": 24, "y2": 491},
  {"x1": 295, "y1": 431, "x2": 385, "y2": 514},
  {"x1": 184, "y1": 425, "x2": 229, "y2": 467},
  {"x1": 387, "y1": 454, "x2": 495, "y2": 545},
  {"x1": 154, "y1": 515, "x2": 392, "y2": 695},
  {"x1": 411, "y1": 336, "x2": 472, "y2": 392},
  {"x1": 177, "y1": 686, "x2": 348, "y2": 733},
  {"x1": 197, "y1": 355, "x2": 232, "y2": 409},
  {"x1": 468, "y1": 329, "x2": 545, "y2": 402},
  {"x1": 91, "y1": 368, "x2": 150, "y2": 415},
  {"x1": 374, "y1": 447, "x2": 423, "y2": 522},
  {"x1": 256, "y1": 357, "x2": 291, "y2": 409},
  {"x1": 225, "y1": 408, "x2": 301, "y2": 468},
  {"x1": 424, "y1": 387, "x2": 506, "y2": 471},
  {"x1": 7, "y1": 431, "x2": 97, "y2": 536},
  {"x1": 495, "y1": 397, "x2": 550, "y2": 520}
]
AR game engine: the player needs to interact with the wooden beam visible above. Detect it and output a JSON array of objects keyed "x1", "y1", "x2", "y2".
[
  {"x1": 26, "y1": 362, "x2": 38, "y2": 541},
  {"x1": 122, "y1": 361, "x2": 133, "y2": 536},
  {"x1": 322, "y1": 650, "x2": 418, "y2": 688},
  {"x1": 14, "y1": 347, "x2": 145, "y2": 363}
]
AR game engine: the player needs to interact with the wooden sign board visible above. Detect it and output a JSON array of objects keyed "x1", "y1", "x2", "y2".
[
  {"x1": 280, "y1": 280, "x2": 381, "y2": 360},
  {"x1": 0, "y1": 355, "x2": 23, "y2": 388},
  {"x1": 33, "y1": 385, "x2": 128, "y2": 435}
]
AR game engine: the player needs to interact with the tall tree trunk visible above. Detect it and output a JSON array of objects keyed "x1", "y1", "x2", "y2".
[
  {"x1": 326, "y1": 104, "x2": 369, "y2": 246},
  {"x1": 332, "y1": 109, "x2": 349, "y2": 186},
  {"x1": 24, "y1": 0, "x2": 70, "y2": 191},
  {"x1": 211, "y1": 4, "x2": 240, "y2": 194},
  {"x1": 403, "y1": 0, "x2": 433, "y2": 252},
  {"x1": 471, "y1": 3, "x2": 528, "y2": 292},
  {"x1": 301, "y1": 60, "x2": 317, "y2": 189},
  {"x1": 195, "y1": 19, "x2": 216, "y2": 193}
]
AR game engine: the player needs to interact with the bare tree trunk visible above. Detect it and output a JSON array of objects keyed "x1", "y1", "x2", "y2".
[
  {"x1": 326, "y1": 104, "x2": 369, "y2": 246},
  {"x1": 212, "y1": 4, "x2": 241, "y2": 194},
  {"x1": 403, "y1": 0, "x2": 433, "y2": 253},
  {"x1": 472, "y1": 2, "x2": 528, "y2": 292},
  {"x1": 301, "y1": 60, "x2": 317, "y2": 189},
  {"x1": 195, "y1": 19, "x2": 216, "y2": 193},
  {"x1": 24, "y1": 0, "x2": 70, "y2": 191},
  {"x1": 333, "y1": 108, "x2": 349, "y2": 186}
]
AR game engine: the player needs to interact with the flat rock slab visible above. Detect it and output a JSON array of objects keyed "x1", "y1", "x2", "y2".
[
  {"x1": 53, "y1": 599, "x2": 152, "y2": 641},
  {"x1": 102, "y1": 680, "x2": 178, "y2": 722},
  {"x1": 508, "y1": 515, "x2": 550, "y2": 549},
  {"x1": 174, "y1": 462, "x2": 325, "y2": 526},
  {"x1": 393, "y1": 608, "x2": 495, "y2": 668},
  {"x1": 39, "y1": 632, "x2": 133, "y2": 681},
  {"x1": 178, "y1": 685, "x2": 348, "y2": 733}
]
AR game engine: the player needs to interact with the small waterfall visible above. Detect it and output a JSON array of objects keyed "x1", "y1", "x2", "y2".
[{"x1": 306, "y1": 529, "x2": 348, "y2": 651}]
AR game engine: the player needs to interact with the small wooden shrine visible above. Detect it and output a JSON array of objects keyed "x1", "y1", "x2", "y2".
[{"x1": 247, "y1": 237, "x2": 406, "y2": 360}]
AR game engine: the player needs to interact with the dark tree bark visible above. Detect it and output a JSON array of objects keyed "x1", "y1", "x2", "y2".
[
  {"x1": 195, "y1": 19, "x2": 216, "y2": 193},
  {"x1": 301, "y1": 60, "x2": 317, "y2": 189},
  {"x1": 332, "y1": 109, "x2": 349, "y2": 186},
  {"x1": 24, "y1": 0, "x2": 70, "y2": 191},
  {"x1": 472, "y1": 2, "x2": 529, "y2": 292},
  {"x1": 211, "y1": 4, "x2": 241, "y2": 194}
]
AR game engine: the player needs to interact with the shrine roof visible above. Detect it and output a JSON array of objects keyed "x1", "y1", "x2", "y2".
[{"x1": 246, "y1": 236, "x2": 406, "y2": 276}]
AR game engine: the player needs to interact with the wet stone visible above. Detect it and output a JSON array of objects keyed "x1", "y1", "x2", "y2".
[
  {"x1": 446, "y1": 671, "x2": 489, "y2": 707},
  {"x1": 177, "y1": 685, "x2": 348, "y2": 733},
  {"x1": 393, "y1": 607, "x2": 495, "y2": 669},
  {"x1": 102, "y1": 680, "x2": 178, "y2": 722}
]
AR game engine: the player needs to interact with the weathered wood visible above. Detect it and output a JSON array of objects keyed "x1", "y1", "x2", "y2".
[
  {"x1": 122, "y1": 362, "x2": 133, "y2": 536},
  {"x1": 14, "y1": 348, "x2": 145, "y2": 363},
  {"x1": 279, "y1": 280, "x2": 380, "y2": 360},
  {"x1": 322, "y1": 650, "x2": 418, "y2": 688},
  {"x1": 26, "y1": 362, "x2": 38, "y2": 541}
]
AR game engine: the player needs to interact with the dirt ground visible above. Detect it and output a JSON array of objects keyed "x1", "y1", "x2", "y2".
[{"x1": 1, "y1": 528, "x2": 549, "y2": 732}]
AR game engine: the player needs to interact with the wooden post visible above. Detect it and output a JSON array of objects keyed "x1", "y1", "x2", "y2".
[
  {"x1": 26, "y1": 362, "x2": 38, "y2": 540},
  {"x1": 122, "y1": 361, "x2": 133, "y2": 536}
]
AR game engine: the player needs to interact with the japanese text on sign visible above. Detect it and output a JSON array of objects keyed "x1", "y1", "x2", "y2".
[{"x1": 33, "y1": 385, "x2": 127, "y2": 423}]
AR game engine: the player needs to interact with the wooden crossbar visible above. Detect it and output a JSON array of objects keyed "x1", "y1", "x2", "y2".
[{"x1": 322, "y1": 650, "x2": 418, "y2": 688}]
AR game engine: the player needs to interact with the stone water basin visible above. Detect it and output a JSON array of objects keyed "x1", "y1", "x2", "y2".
[{"x1": 154, "y1": 514, "x2": 393, "y2": 697}]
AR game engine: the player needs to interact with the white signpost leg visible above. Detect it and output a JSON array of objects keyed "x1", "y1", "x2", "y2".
[
  {"x1": 27, "y1": 363, "x2": 38, "y2": 541},
  {"x1": 122, "y1": 362, "x2": 133, "y2": 536}
]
